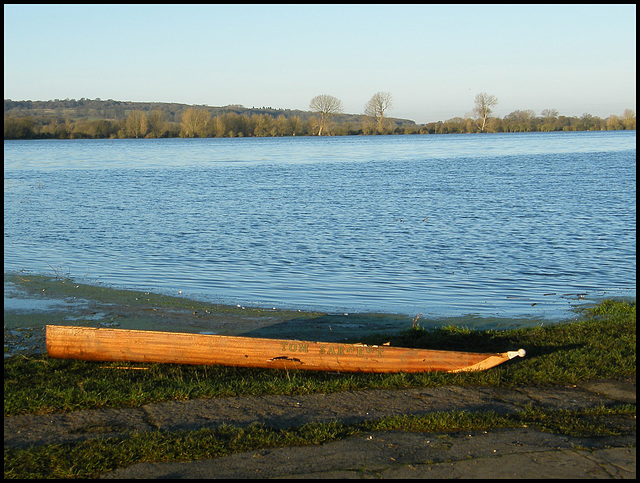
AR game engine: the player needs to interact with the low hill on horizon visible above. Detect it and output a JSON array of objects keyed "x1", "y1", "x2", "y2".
[{"x1": 3, "y1": 98, "x2": 418, "y2": 126}]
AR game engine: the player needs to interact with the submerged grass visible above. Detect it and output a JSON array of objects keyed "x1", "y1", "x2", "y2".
[
  {"x1": 4, "y1": 299, "x2": 635, "y2": 416},
  {"x1": 4, "y1": 404, "x2": 635, "y2": 479},
  {"x1": 4, "y1": 272, "x2": 319, "y2": 319}
]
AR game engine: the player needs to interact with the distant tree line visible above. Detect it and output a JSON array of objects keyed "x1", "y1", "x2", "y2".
[
  {"x1": 3, "y1": 97, "x2": 636, "y2": 140},
  {"x1": 418, "y1": 108, "x2": 636, "y2": 134}
]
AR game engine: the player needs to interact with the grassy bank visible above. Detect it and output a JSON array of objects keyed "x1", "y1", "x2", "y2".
[
  {"x1": 4, "y1": 299, "x2": 635, "y2": 478},
  {"x1": 5, "y1": 299, "x2": 635, "y2": 416},
  {"x1": 5, "y1": 403, "x2": 635, "y2": 479}
]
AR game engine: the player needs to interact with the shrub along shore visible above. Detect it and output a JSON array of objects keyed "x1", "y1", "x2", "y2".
[{"x1": 4, "y1": 97, "x2": 636, "y2": 139}]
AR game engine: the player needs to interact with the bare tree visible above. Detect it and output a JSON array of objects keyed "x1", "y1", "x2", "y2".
[
  {"x1": 472, "y1": 92, "x2": 498, "y2": 132},
  {"x1": 124, "y1": 110, "x2": 148, "y2": 138},
  {"x1": 621, "y1": 109, "x2": 636, "y2": 130},
  {"x1": 180, "y1": 108, "x2": 210, "y2": 138},
  {"x1": 309, "y1": 94, "x2": 343, "y2": 135},
  {"x1": 541, "y1": 108, "x2": 559, "y2": 131},
  {"x1": 364, "y1": 92, "x2": 393, "y2": 133},
  {"x1": 147, "y1": 109, "x2": 168, "y2": 138}
]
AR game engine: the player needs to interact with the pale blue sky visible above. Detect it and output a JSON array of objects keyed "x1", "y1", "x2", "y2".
[{"x1": 4, "y1": 4, "x2": 636, "y2": 124}]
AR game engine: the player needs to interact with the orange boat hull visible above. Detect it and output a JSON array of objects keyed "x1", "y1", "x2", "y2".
[{"x1": 46, "y1": 325, "x2": 525, "y2": 373}]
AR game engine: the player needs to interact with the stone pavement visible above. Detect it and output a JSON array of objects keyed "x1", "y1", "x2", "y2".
[
  {"x1": 103, "y1": 428, "x2": 635, "y2": 479},
  {"x1": 5, "y1": 379, "x2": 636, "y2": 479}
]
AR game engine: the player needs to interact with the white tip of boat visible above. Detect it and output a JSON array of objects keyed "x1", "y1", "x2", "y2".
[{"x1": 507, "y1": 348, "x2": 526, "y2": 359}]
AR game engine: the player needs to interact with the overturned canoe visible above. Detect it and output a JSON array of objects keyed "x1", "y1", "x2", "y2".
[{"x1": 45, "y1": 325, "x2": 525, "y2": 373}]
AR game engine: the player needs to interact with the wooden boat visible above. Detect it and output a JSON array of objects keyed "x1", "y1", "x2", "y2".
[{"x1": 45, "y1": 325, "x2": 525, "y2": 373}]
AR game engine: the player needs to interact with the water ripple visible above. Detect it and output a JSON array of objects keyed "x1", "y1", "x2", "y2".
[{"x1": 4, "y1": 131, "x2": 636, "y2": 325}]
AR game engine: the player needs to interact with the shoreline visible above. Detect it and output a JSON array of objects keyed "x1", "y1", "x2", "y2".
[
  {"x1": 5, "y1": 271, "x2": 599, "y2": 359},
  {"x1": 5, "y1": 286, "x2": 635, "y2": 478},
  {"x1": 4, "y1": 271, "x2": 410, "y2": 357}
]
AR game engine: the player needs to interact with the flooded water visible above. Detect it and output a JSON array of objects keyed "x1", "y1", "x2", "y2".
[{"x1": 4, "y1": 131, "x2": 636, "y2": 326}]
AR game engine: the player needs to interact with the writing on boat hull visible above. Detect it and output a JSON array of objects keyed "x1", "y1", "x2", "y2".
[{"x1": 279, "y1": 341, "x2": 384, "y2": 358}]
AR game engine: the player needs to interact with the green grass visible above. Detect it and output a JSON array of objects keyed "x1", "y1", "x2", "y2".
[
  {"x1": 4, "y1": 299, "x2": 635, "y2": 416},
  {"x1": 4, "y1": 404, "x2": 635, "y2": 479},
  {"x1": 4, "y1": 299, "x2": 636, "y2": 478}
]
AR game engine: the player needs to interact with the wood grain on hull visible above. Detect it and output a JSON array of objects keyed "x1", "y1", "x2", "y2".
[{"x1": 46, "y1": 325, "x2": 524, "y2": 373}]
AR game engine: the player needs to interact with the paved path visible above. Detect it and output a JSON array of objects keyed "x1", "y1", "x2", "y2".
[
  {"x1": 5, "y1": 379, "x2": 636, "y2": 478},
  {"x1": 103, "y1": 428, "x2": 636, "y2": 479}
]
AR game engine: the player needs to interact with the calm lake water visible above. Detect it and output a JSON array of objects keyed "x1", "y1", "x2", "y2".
[{"x1": 4, "y1": 131, "x2": 636, "y2": 327}]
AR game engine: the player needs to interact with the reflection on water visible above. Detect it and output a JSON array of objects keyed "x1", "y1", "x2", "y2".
[{"x1": 4, "y1": 131, "x2": 636, "y2": 326}]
